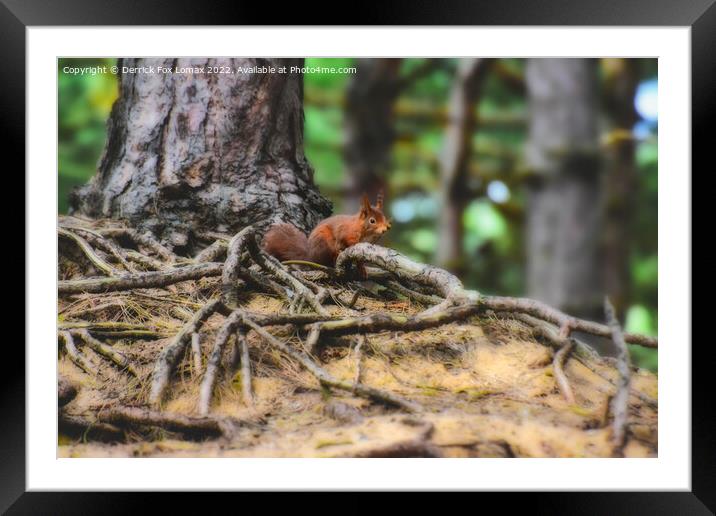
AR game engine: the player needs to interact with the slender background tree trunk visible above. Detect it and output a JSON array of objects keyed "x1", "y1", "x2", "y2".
[
  {"x1": 70, "y1": 58, "x2": 332, "y2": 252},
  {"x1": 603, "y1": 58, "x2": 640, "y2": 320},
  {"x1": 436, "y1": 58, "x2": 492, "y2": 272},
  {"x1": 525, "y1": 59, "x2": 604, "y2": 320},
  {"x1": 343, "y1": 58, "x2": 402, "y2": 211}
]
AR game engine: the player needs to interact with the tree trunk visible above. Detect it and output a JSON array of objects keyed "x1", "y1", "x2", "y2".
[
  {"x1": 343, "y1": 59, "x2": 402, "y2": 211},
  {"x1": 70, "y1": 58, "x2": 332, "y2": 252},
  {"x1": 602, "y1": 59, "x2": 640, "y2": 320},
  {"x1": 524, "y1": 59, "x2": 604, "y2": 320},
  {"x1": 436, "y1": 58, "x2": 491, "y2": 271}
]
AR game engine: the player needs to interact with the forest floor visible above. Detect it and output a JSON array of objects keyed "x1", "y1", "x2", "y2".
[{"x1": 57, "y1": 217, "x2": 658, "y2": 458}]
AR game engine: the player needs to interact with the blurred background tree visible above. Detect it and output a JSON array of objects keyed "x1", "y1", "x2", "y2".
[
  {"x1": 524, "y1": 59, "x2": 603, "y2": 321},
  {"x1": 58, "y1": 57, "x2": 658, "y2": 370},
  {"x1": 58, "y1": 58, "x2": 118, "y2": 214}
]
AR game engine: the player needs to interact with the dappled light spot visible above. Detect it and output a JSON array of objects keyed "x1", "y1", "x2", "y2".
[
  {"x1": 635, "y1": 78, "x2": 658, "y2": 122},
  {"x1": 487, "y1": 180, "x2": 510, "y2": 204}
]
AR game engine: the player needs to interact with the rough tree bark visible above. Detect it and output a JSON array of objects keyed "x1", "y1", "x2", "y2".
[
  {"x1": 602, "y1": 58, "x2": 640, "y2": 319},
  {"x1": 343, "y1": 59, "x2": 402, "y2": 211},
  {"x1": 525, "y1": 59, "x2": 604, "y2": 320},
  {"x1": 436, "y1": 58, "x2": 492, "y2": 272},
  {"x1": 70, "y1": 58, "x2": 332, "y2": 252}
]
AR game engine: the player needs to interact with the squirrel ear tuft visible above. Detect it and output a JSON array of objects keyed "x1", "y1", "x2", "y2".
[
  {"x1": 375, "y1": 189, "x2": 384, "y2": 210},
  {"x1": 359, "y1": 193, "x2": 371, "y2": 216}
]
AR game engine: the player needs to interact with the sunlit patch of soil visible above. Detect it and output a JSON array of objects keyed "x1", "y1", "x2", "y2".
[{"x1": 59, "y1": 291, "x2": 657, "y2": 458}]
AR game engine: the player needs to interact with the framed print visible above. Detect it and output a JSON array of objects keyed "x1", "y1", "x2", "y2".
[{"x1": 5, "y1": 0, "x2": 711, "y2": 512}]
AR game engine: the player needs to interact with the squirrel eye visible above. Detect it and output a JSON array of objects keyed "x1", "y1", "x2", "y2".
[{"x1": 369, "y1": 217, "x2": 376, "y2": 224}]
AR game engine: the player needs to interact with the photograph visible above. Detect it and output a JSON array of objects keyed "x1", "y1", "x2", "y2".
[{"x1": 56, "y1": 57, "x2": 659, "y2": 459}]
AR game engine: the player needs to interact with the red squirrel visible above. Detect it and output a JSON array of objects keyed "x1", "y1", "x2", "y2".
[{"x1": 262, "y1": 191, "x2": 391, "y2": 268}]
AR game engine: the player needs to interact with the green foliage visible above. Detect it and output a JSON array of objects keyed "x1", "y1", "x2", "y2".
[
  {"x1": 463, "y1": 200, "x2": 510, "y2": 254},
  {"x1": 304, "y1": 58, "x2": 356, "y2": 89},
  {"x1": 625, "y1": 304, "x2": 658, "y2": 372},
  {"x1": 58, "y1": 58, "x2": 118, "y2": 213},
  {"x1": 401, "y1": 58, "x2": 455, "y2": 101},
  {"x1": 630, "y1": 134, "x2": 658, "y2": 370},
  {"x1": 304, "y1": 105, "x2": 345, "y2": 189}
]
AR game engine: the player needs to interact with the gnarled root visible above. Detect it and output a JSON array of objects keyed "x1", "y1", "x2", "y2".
[
  {"x1": 605, "y1": 298, "x2": 631, "y2": 455},
  {"x1": 98, "y1": 228, "x2": 176, "y2": 263},
  {"x1": 71, "y1": 329, "x2": 138, "y2": 377},
  {"x1": 58, "y1": 227, "x2": 119, "y2": 277},
  {"x1": 97, "y1": 406, "x2": 243, "y2": 440},
  {"x1": 481, "y1": 295, "x2": 657, "y2": 348},
  {"x1": 336, "y1": 244, "x2": 656, "y2": 348},
  {"x1": 149, "y1": 299, "x2": 226, "y2": 406},
  {"x1": 197, "y1": 311, "x2": 243, "y2": 416},
  {"x1": 59, "y1": 262, "x2": 224, "y2": 295},
  {"x1": 553, "y1": 340, "x2": 576, "y2": 404},
  {"x1": 58, "y1": 330, "x2": 94, "y2": 375},
  {"x1": 222, "y1": 226, "x2": 327, "y2": 315},
  {"x1": 240, "y1": 313, "x2": 419, "y2": 412},
  {"x1": 58, "y1": 221, "x2": 657, "y2": 455},
  {"x1": 336, "y1": 243, "x2": 478, "y2": 307}
]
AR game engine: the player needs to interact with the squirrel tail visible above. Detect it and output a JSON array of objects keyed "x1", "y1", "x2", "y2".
[{"x1": 261, "y1": 223, "x2": 310, "y2": 262}]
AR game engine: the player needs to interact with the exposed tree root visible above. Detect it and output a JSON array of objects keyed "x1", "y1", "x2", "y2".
[
  {"x1": 59, "y1": 413, "x2": 125, "y2": 442},
  {"x1": 309, "y1": 303, "x2": 482, "y2": 336},
  {"x1": 335, "y1": 243, "x2": 655, "y2": 347},
  {"x1": 242, "y1": 312, "x2": 338, "y2": 327},
  {"x1": 195, "y1": 239, "x2": 228, "y2": 263},
  {"x1": 240, "y1": 313, "x2": 420, "y2": 412},
  {"x1": 282, "y1": 259, "x2": 332, "y2": 271},
  {"x1": 605, "y1": 298, "x2": 631, "y2": 455},
  {"x1": 97, "y1": 407, "x2": 241, "y2": 439},
  {"x1": 198, "y1": 310, "x2": 243, "y2": 415},
  {"x1": 59, "y1": 321, "x2": 172, "y2": 340},
  {"x1": 57, "y1": 221, "x2": 657, "y2": 457},
  {"x1": 348, "y1": 420, "x2": 440, "y2": 457},
  {"x1": 513, "y1": 312, "x2": 656, "y2": 408},
  {"x1": 305, "y1": 324, "x2": 321, "y2": 354},
  {"x1": 351, "y1": 439, "x2": 443, "y2": 458},
  {"x1": 59, "y1": 227, "x2": 119, "y2": 276},
  {"x1": 220, "y1": 228, "x2": 294, "y2": 304},
  {"x1": 242, "y1": 227, "x2": 329, "y2": 316},
  {"x1": 72, "y1": 228, "x2": 136, "y2": 272},
  {"x1": 125, "y1": 250, "x2": 166, "y2": 271},
  {"x1": 71, "y1": 329, "x2": 138, "y2": 377},
  {"x1": 553, "y1": 340, "x2": 576, "y2": 404},
  {"x1": 98, "y1": 228, "x2": 176, "y2": 263},
  {"x1": 481, "y1": 295, "x2": 657, "y2": 348},
  {"x1": 58, "y1": 331, "x2": 94, "y2": 375},
  {"x1": 382, "y1": 279, "x2": 444, "y2": 306},
  {"x1": 236, "y1": 329, "x2": 253, "y2": 407},
  {"x1": 221, "y1": 226, "x2": 256, "y2": 306},
  {"x1": 336, "y1": 242, "x2": 478, "y2": 305},
  {"x1": 352, "y1": 335, "x2": 365, "y2": 393},
  {"x1": 59, "y1": 262, "x2": 224, "y2": 295},
  {"x1": 59, "y1": 321, "x2": 165, "y2": 332},
  {"x1": 150, "y1": 299, "x2": 225, "y2": 406},
  {"x1": 507, "y1": 313, "x2": 600, "y2": 362},
  {"x1": 191, "y1": 333, "x2": 203, "y2": 374}
]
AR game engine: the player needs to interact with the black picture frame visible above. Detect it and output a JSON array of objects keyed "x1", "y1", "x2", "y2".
[{"x1": 6, "y1": 0, "x2": 710, "y2": 512}]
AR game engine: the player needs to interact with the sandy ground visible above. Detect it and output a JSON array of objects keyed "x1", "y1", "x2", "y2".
[{"x1": 58, "y1": 289, "x2": 657, "y2": 458}]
